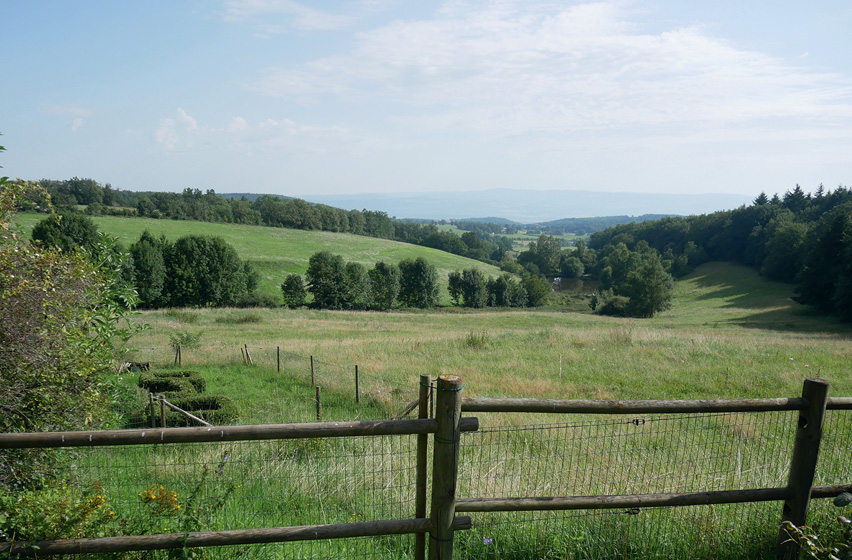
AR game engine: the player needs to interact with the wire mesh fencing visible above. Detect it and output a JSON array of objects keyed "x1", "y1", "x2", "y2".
[
  {"x1": 121, "y1": 344, "x2": 419, "y2": 428},
  {"x1": 456, "y1": 409, "x2": 848, "y2": 559},
  {"x1": 59, "y1": 433, "x2": 420, "y2": 559}
]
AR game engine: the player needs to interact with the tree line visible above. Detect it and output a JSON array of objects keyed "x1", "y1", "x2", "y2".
[
  {"x1": 587, "y1": 184, "x2": 852, "y2": 321},
  {"x1": 19, "y1": 178, "x2": 514, "y2": 266}
]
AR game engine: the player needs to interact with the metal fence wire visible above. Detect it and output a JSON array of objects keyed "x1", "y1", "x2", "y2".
[
  {"x1": 65, "y1": 434, "x2": 419, "y2": 559},
  {"x1": 456, "y1": 410, "x2": 849, "y2": 559}
]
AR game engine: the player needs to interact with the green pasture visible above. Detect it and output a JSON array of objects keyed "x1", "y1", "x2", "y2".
[
  {"x1": 91, "y1": 261, "x2": 852, "y2": 559},
  {"x1": 13, "y1": 213, "x2": 502, "y2": 303}
]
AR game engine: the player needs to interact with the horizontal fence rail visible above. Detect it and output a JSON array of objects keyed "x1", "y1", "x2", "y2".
[
  {"x1": 0, "y1": 517, "x2": 473, "y2": 557},
  {"x1": 462, "y1": 396, "x2": 852, "y2": 414},
  {"x1": 0, "y1": 417, "x2": 480, "y2": 448}
]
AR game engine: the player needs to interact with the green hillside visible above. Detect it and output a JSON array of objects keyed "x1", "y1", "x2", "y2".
[{"x1": 13, "y1": 213, "x2": 503, "y2": 302}]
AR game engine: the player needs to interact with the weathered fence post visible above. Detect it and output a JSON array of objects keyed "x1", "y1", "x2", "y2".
[
  {"x1": 429, "y1": 374, "x2": 463, "y2": 560},
  {"x1": 315, "y1": 386, "x2": 322, "y2": 422},
  {"x1": 777, "y1": 377, "x2": 830, "y2": 558},
  {"x1": 178, "y1": 345, "x2": 182, "y2": 366},
  {"x1": 148, "y1": 393, "x2": 156, "y2": 428},
  {"x1": 277, "y1": 346, "x2": 280, "y2": 372},
  {"x1": 310, "y1": 355, "x2": 316, "y2": 387},
  {"x1": 415, "y1": 374, "x2": 431, "y2": 560},
  {"x1": 355, "y1": 365, "x2": 361, "y2": 403},
  {"x1": 244, "y1": 344, "x2": 253, "y2": 366},
  {"x1": 159, "y1": 394, "x2": 166, "y2": 428}
]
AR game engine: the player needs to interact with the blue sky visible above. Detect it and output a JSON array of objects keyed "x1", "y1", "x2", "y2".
[{"x1": 2, "y1": 0, "x2": 851, "y2": 199}]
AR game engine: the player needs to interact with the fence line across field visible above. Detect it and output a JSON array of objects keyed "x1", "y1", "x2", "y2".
[{"x1": 2, "y1": 377, "x2": 850, "y2": 559}]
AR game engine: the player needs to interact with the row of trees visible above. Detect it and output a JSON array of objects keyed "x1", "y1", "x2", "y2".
[
  {"x1": 30, "y1": 213, "x2": 260, "y2": 309},
  {"x1": 25, "y1": 179, "x2": 515, "y2": 266},
  {"x1": 448, "y1": 268, "x2": 550, "y2": 308},
  {"x1": 283, "y1": 252, "x2": 440, "y2": 310},
  {"x1": 588, "y1": 184, "x2": 852, "y2": 320}
]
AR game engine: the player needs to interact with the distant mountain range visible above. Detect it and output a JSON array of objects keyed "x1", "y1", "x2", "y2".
[{"x1": 290, "y1": 189, "x2": 751, "y2": 222}]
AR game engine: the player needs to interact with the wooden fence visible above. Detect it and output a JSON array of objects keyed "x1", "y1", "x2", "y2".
[{"x1": 1, "y1": 377, "x2": 851, "y2": 559}]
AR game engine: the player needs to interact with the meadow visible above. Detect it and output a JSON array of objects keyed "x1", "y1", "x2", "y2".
[
  {"x1": 12, "y1": 212, "x2": 852, "y2": 558},
  {"x1": 12, "y1": 212, "x2": 502, "y2": 302}
]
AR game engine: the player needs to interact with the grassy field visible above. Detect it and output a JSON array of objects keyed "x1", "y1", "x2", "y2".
[
  {"x1": 12, "y1": 211, "x2": 852, "y2": 558},
  {"x1": 12, "y1": 213, "x2": 502, "y2": 303},
  {"x1": 124, "y1": 260, "x2": 852, "y2": 419},
  {"x1": 82, "y1": 260, "x2": 850, "y2": 559}
]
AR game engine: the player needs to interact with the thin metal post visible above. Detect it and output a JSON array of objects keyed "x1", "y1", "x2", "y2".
[
  {"x1": 277, "y1": 346, "x2": 280, "y2": 372},
  {"x1": 355, "y1": 365, "x2": 361, "y2": 403},
  {"x1": 777, "y1": 378, "x2": 830, "y2": 559},
  {"x1": 429, "y1": 374, "x2": 463, "y2": 560}
]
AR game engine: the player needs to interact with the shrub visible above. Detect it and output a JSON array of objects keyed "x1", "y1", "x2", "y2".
[
  {"x1": 597, "y1": 295, "x2": 630, "y2": 317},
  {"x1": 234, "y1": 291, "x2": 278, "y2": 308},
  {"x1": 168, "y1": 329, "x2": 203, "y2": 350},
  {"x1": 167, "y1": 394, "x2": 238, "y2": 426},
  {"x1": 138, "y1": 370, "x2": 206, "y2": 394}
]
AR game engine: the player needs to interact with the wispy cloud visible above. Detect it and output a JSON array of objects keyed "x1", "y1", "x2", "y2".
[
  {"x1": 42, "y1": 104, "x2": 93, "y2": 132},
  {"x1": 155, "y1": 108, "x2": 200, "y2": 152},
  {"x1": 248, "y1": 1, "x2": 852, "y2": 139},
  {"x1": 223, "y1": 0, "x2": 355, "y2": 31}
]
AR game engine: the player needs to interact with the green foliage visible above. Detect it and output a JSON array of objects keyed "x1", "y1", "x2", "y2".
[
  {"x1": 0, "y1": 481, "x2": 117, "y2": 542},
  {"x1": 306, "y1": 251, "x2": 347, "y2": 309},
  {"x1": 280, "y1": 273, "x2": 307, "y2": 308},
  {"x1": 168, "y1": 330, "x2": 203, "y2": 351},
  {"x1": 167, "y1": 394, "x2": 238, "y2": 426},
  {"x1": 464, "y1": 331, "x2": 490, "y2": 349},
  {"x1": 781, "y1": 494, "x2": 852, "y2": 560},
  {"x1": 368, "y1": 261, "x2": 400, "y2": 310},
  {"x1": 164, "y1": 235, "x2": 258, "y2": 307},
  {"x1": 488, "y1": 273, "x2": 528, "y2": 308},
  {"x1": 517, "y1": 234, "x2": 563, "y2": 277},
  {"x1": 460, "y1": 268, "x2": 489, "y2": 308},
  {"x1": 138, "y1": 370, "x2": 207, "y2": 394},
  {"x1": 1, "y1": 182, "x2": 145, "y2": 444},
  {"x1": 398, "y1": 257, "x2": 439, "y2": 308},
  {"x1": 128, "y1": 230, "x2": 168, "y2": 308},
  {"x1": 522, "y1": 274, "x2": 552, "y2": 307},
  {"x1": 31, "y1": 212, "x2": 100, "y2": 253},
  {"x1": 343, "y1": 261, "x2": 373, "y2": 310}
]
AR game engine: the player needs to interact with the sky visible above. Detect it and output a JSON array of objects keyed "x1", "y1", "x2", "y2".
[{"x1": 1, "y1": 0, "x2": 851, "y2": 200}]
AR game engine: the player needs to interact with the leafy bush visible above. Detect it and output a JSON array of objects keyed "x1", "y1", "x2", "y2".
[
  {"x1": 168, "y1": 329, "x2": 203, "y2": 351},
  {"x1": 234, "y1": 290, "x2": 278, "y2": 308},
  {"x1": 138, "y1": 370, "x2": 206, "y2": 394},
  {"x1": 167, "y1": 394, "x2": 238, "y2": 426}
]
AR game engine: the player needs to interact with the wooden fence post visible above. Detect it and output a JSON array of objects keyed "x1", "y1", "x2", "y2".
[
  {"x1": 355, "y1": 366, "x2": 361, "y2": 404},
  {"x1": 310, "y1": 355, "x2": 315, "y2": 387},
  {"x1": 315, "y1": 386, "x2": 322, "y2": 422},
  {"x1": 777, "y1": 378, "x2": 830, "y2": 558},
  {"x1": 178, "y1": 345, "x2": 182, "y2": 366},
  {"x1": 429, "y1": 374, "x2": 463, "y2": 560},
  {"x1": 148, "y1": 393, "x2": 156, "y2": 428},
  {"x1": 244, "y1": 344, "x2": 253, "y2": 366},
  {"x1": 160, "y1": 394, "x2": 166, "y2": 428},
  {"x1": 415, "y1": 374, "x2": 431, "y2": 560}
]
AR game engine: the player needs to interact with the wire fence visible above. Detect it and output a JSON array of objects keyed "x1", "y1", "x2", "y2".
[
  {"x1": 455, "y1": 408, "x2": 851, "y2": 559},
  {"x1": 122, "y1": 344, "x2": 418, "y2": 428},
  {"x1": 3, "y1": 378, "x2": 850, "y2": 559},
  {"x1": 63, "y1": 434, "x2": 420, "y2": 559}
]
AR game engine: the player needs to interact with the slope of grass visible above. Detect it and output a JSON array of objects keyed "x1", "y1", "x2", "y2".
[{"x1": 13, "y1": 213, "x2": 503, "y2": 302}]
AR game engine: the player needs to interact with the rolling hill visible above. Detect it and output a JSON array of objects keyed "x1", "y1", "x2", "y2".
[{"x1": 13, "y1": 213, "x2": 503, "y2": 303}]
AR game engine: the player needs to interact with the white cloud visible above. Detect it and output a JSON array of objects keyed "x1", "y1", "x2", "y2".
[
  {"x1": 249, "y1": 0, "x2": 852, "y2": 140},
  {"x1": 42, "y1": 104, "x2": 93, "y2": 131},
  {"x1": 155, "y1": 108, "x2": 199, "y2": 152}
]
